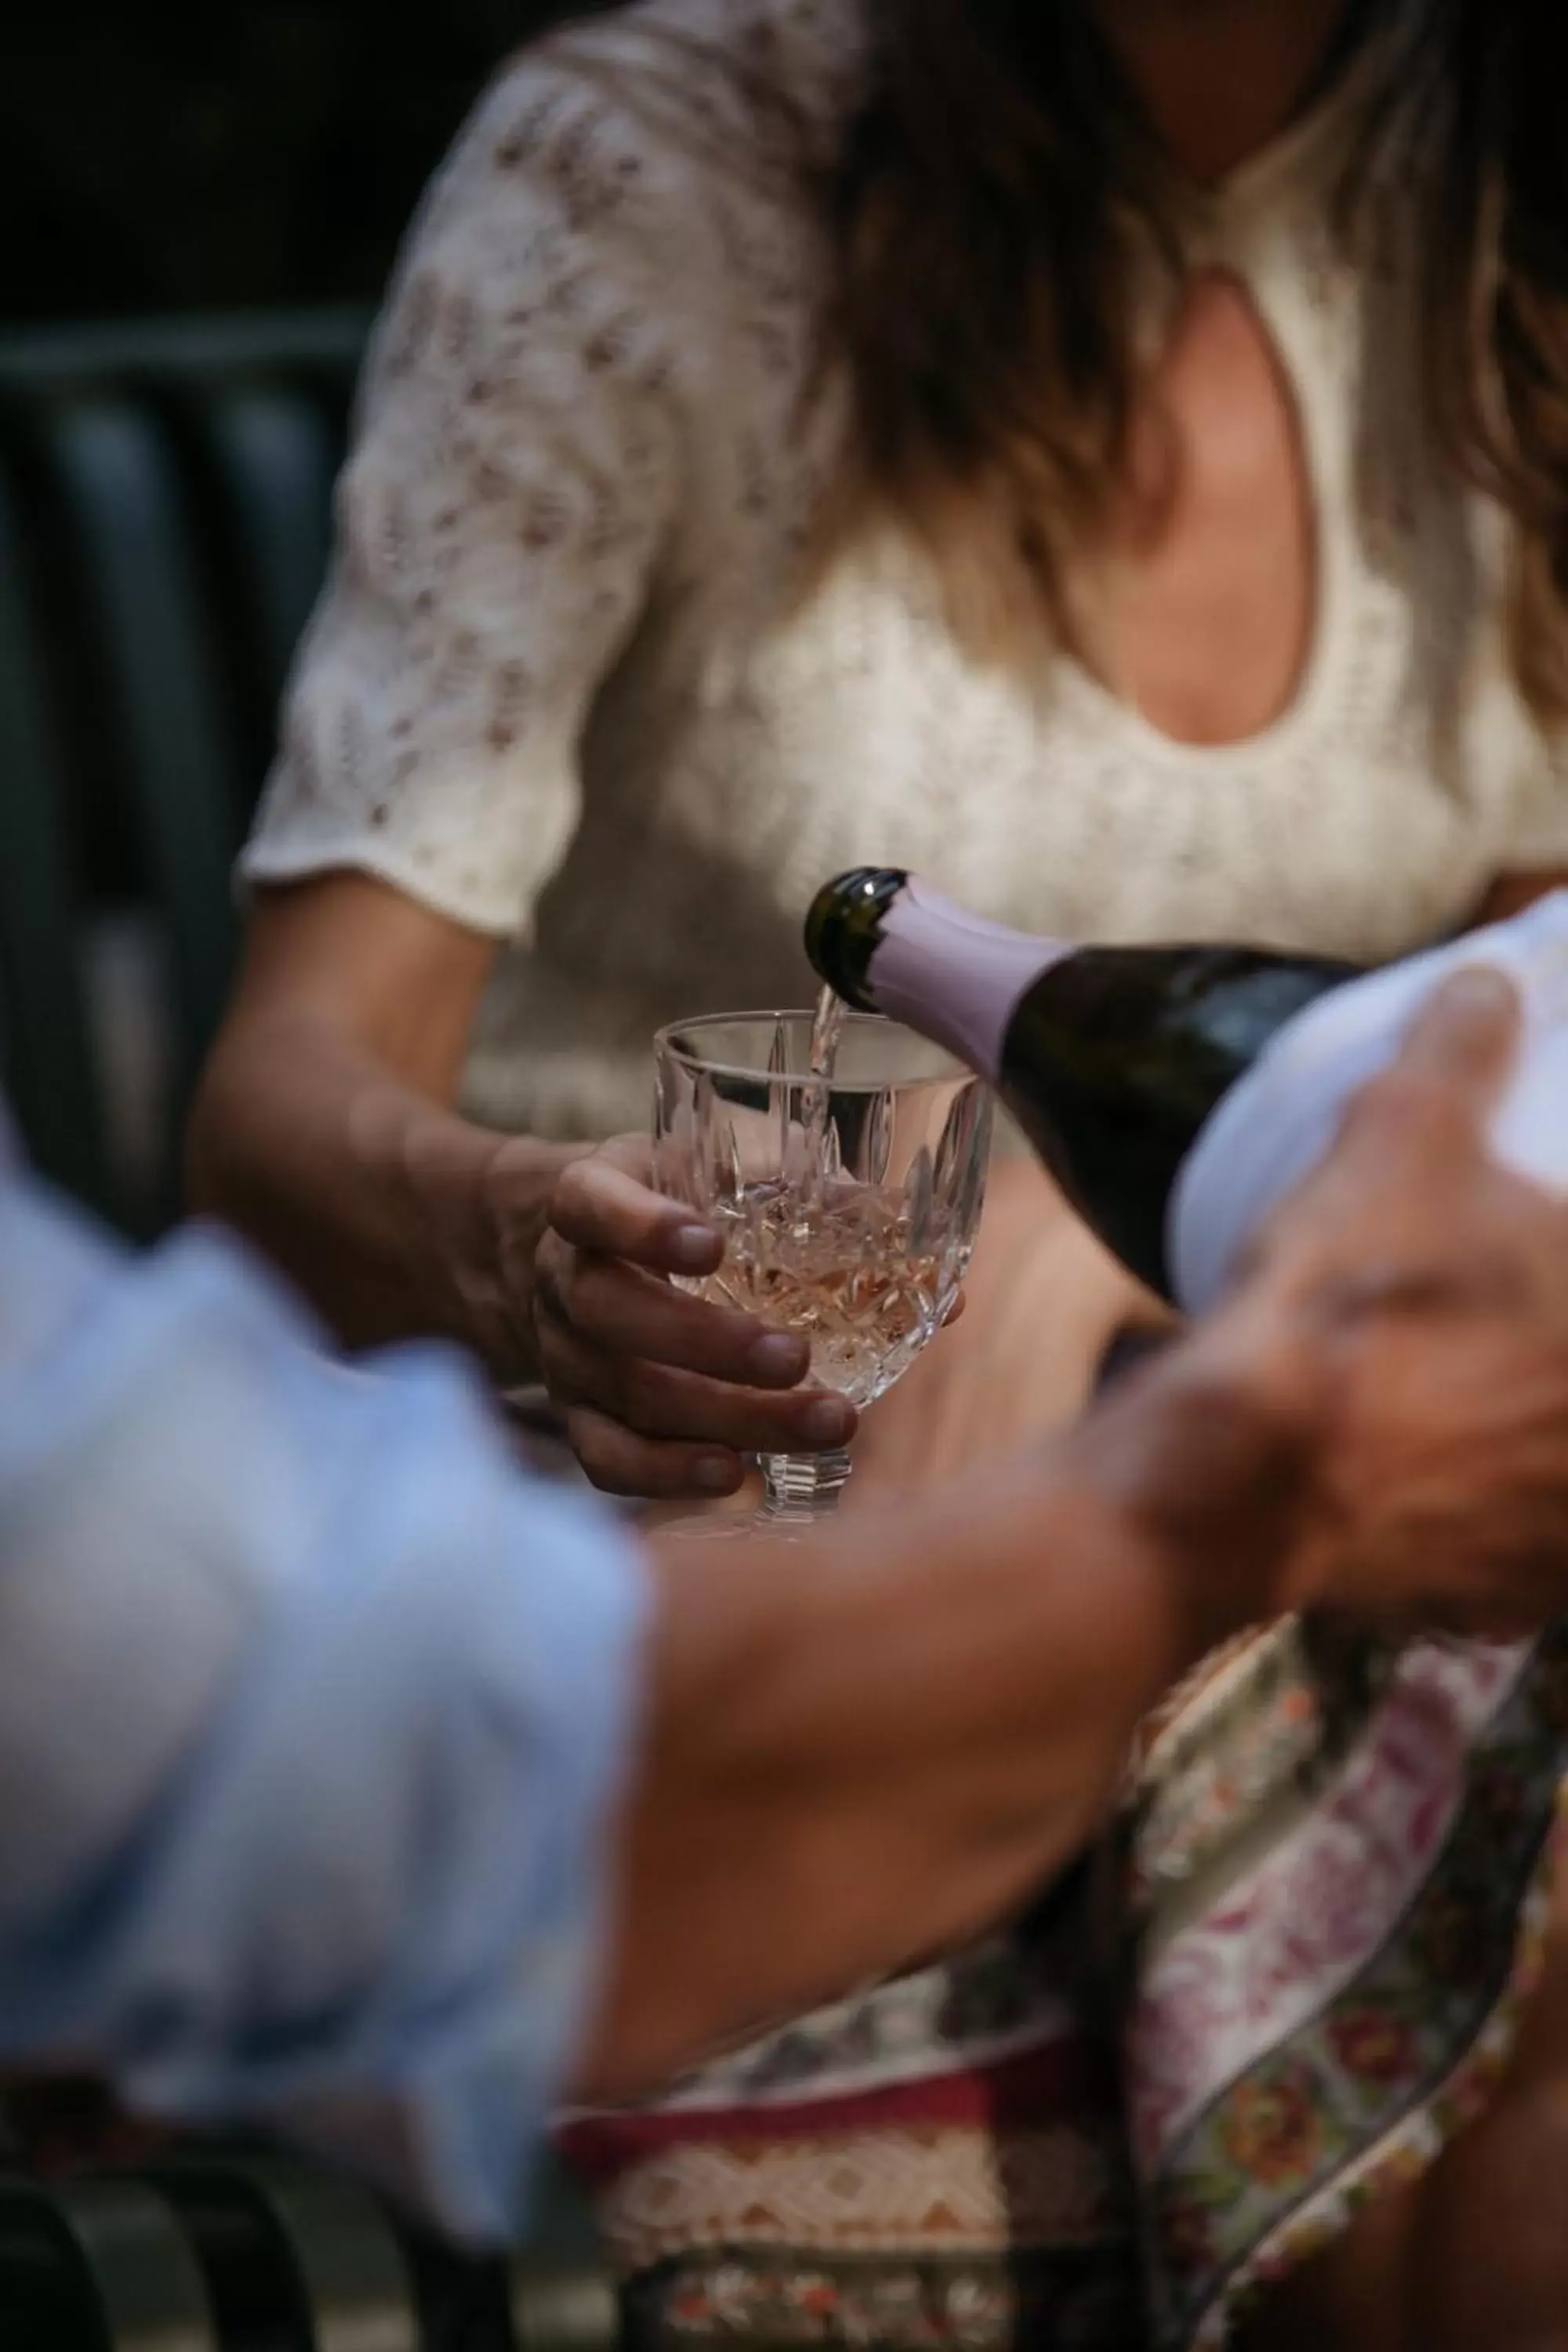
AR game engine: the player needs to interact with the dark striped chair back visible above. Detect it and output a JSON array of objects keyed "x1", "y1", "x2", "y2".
[
  {"x1": 0, "y1": 2151, "x2": 619, "y2": 2351},
  {"x1": 0, "y1": 307, "x2": 369, "y2": 1232}
]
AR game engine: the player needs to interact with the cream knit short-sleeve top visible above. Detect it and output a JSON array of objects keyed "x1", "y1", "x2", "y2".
[{"x1": 241, "y1": 0, "x2": 1568, "y2": 1141}]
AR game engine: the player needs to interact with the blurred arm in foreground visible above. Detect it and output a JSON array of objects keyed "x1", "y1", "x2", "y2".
[{"x1": 0, "y1": 973, "x2": 1563, "y2": 2241}]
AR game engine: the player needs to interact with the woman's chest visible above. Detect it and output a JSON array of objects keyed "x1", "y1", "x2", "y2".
[
  {"x1": 615, "y1": 248, "x2": 1521, "y2": 968},
  {"x1": 623, "y1": 535, "x2": 1524, "y2": 975}
]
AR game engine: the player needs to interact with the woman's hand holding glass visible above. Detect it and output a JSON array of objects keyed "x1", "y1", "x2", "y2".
[
  {"x1": 532, "y1": 1136, "x2": 858, "y2": 1502},
  {"x1": 535, "y1": 1014, "x2": 990, "y2": 1513}
]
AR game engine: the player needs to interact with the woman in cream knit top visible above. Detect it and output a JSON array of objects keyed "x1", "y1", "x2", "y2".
[
  {"x1": 198, "y1": 0, "x2": 1568, "y2": 1496},
  {"x1": 238, "y1": 0, "x2": 1563, "y2": 1149},
  {"x1": 200, "y1": 0, "x2": 1568, "y2": 1504},
  {"x1": 199, "y1": 0, "x2": 1568, "y2": 1477}
]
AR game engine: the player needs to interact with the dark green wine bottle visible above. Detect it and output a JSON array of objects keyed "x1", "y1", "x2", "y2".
[{"x1": 805, "y1": 868, "x2": 1359, "y2": 1301}]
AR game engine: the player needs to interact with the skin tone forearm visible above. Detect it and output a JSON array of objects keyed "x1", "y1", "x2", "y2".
[
  {"x1": 194, "y1": 1007, "x2": 855, "y2": 1454},
  {"x1": 194, "y1": 1000, "x2": 579, "y2": 1374},
  {"x1": 578, "y1": 1342, "x2": 1313, "y2": 2103},
  {"x1": 189, "y1": 876, "x2": 585, "y2": 1377},
  {"x1": 193, "y1": 880, "x2": 848, "y2": 1456}
]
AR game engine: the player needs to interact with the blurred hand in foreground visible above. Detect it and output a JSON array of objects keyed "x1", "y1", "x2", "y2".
[{"x1": 1182, "y1": 968, "x2": 1568, "y2": 1636}]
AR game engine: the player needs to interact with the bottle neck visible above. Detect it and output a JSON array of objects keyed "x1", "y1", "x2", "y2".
[{"x1": 869, "y1": 881, "x2": 1074, "y2": 1082}]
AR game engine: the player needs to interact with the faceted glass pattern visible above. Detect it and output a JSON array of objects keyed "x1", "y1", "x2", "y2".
[{"x1": 653, "y1": 1012, "x2": 993, "y2": 1524}]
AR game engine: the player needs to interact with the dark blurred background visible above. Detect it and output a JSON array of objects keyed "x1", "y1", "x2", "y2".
[
  {"x1": 0, "y1": 8, "x2": 617, "y2": 2306},
  {"x1": 2, "y1": 0, "x2": 580, "y2": 325},
  {"x1": 0, "y1": 1, "x2": 601, "y2": 1232}
]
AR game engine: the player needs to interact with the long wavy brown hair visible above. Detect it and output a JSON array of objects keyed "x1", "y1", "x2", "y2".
[{"x1": 818, "y1": 0, "x2": 1568, "y2": 724}]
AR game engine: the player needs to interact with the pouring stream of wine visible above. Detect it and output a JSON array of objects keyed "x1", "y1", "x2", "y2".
[{"x1": 802, "y1": 985, "x2": 848, "y2": 1201}]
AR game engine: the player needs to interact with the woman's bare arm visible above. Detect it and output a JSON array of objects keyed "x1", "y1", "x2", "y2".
[
  {"x1": 191, "y1": 880, "x2": 858, "y2": 1482},
  {"x1": 582, "y1": 1357, "x2": 1308, "y2": 2102},
  {"x1": 189, "y1": 874, "x2": 582, "y2": 1377},
  {"x1": 191, "y1": 884, "x2": 865, "y2": 1486}
]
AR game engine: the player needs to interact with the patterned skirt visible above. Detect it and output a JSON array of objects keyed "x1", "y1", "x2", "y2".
[{"x1": 560, "y1": 1617, "x2": 1568, "y2": 2351}]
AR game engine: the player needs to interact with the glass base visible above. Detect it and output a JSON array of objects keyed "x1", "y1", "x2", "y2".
[
  {"x1": 655, "y1": 1450, "x2": 855, "y2": 1544},
  {"x1": 758, "y1": 1448, "x2": 854, "y2": 1523}
]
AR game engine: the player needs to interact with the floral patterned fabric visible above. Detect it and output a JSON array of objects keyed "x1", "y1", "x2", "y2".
[
  {"x1": 561, "y1": 1620, "x2": 1567, "y2": 2351},
  {"x1": 1129, "y1": 1622, "x2": 1568, "y2": 2348}
]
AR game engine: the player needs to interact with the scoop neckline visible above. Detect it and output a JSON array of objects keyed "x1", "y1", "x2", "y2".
[
  {"x1": 1053, "y1": 257, "x2": 1359, "y2": 777},
  {"x1": 1047, "y1": 42, "x2": 1376, "y2": 775}
]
